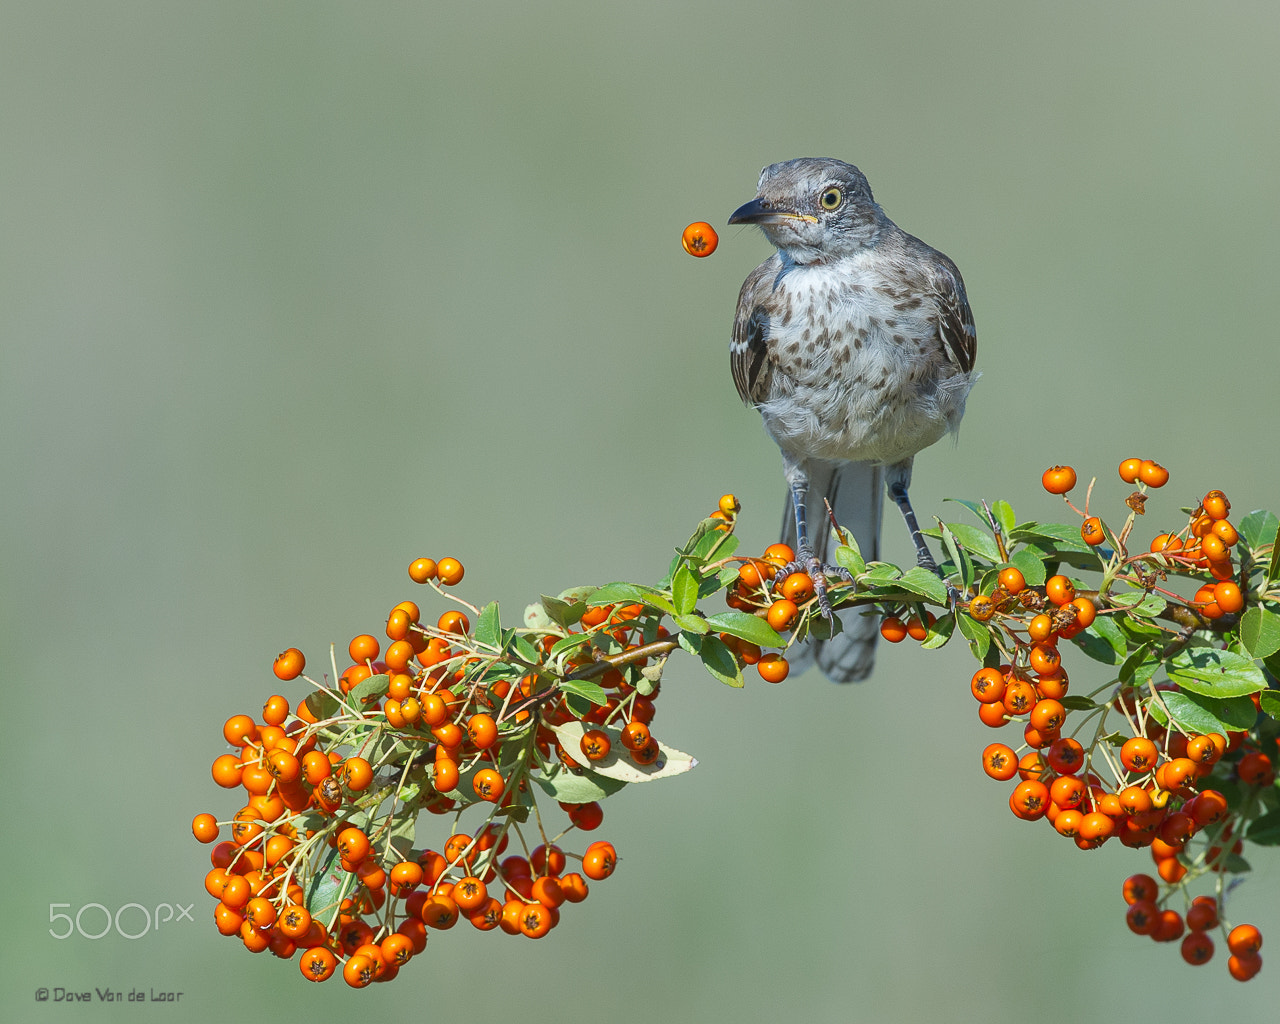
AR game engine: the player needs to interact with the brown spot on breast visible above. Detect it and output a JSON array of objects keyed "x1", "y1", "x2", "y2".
[{"x1": 892, "y1": 334, "x2": 907, "y2": 345}]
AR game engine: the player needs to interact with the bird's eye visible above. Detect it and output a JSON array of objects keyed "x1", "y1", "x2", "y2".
[{"x1": 819, "y1": 187, "x2": 842, "y2": 211}]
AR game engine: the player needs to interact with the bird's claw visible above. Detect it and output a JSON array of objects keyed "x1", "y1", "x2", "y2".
[{"x1": 773, "y1": 549, "x2": 855, "y2": 622}]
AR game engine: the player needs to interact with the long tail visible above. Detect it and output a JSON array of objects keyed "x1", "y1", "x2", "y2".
[{"x1": 781, "y1": 460, "x2": 883, "y2": 683}]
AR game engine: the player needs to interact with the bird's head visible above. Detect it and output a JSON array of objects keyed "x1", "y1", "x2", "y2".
[{"x1": 728, "y1": 158, "x2": 885, "y2": 264}]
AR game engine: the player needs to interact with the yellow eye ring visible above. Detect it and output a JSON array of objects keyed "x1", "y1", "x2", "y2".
[{"x1": 819, "y1": 187, "x2": 842, "y2": 211}]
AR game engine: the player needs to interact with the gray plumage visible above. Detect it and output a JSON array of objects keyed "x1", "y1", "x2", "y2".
[{"x1": 729, "y1": 158, "x2": 977, "y2": 682}]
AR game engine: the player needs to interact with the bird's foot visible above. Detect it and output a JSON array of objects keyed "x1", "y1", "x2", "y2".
[{"x1": 774, "y1": 548, "x2": 855, "y2": 622}]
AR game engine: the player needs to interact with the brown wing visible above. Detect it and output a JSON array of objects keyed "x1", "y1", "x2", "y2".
[
  {"x1": 929, "y1": 251, "x2": 976, "y2": 374},
  {"x1": 730, "y1": 256, "x2": 782, "y2": 405}
]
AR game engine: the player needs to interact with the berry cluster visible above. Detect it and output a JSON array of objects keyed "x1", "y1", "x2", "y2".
[
  {"x1": 194, "y1": 554, "x2": 643, "y2": 985},
  {"x1": 904, "y1": 459, "x2": 1278, "y2": 981},
  {"x1": 195, "y1": 474, "x2": 1278, "y2": 985},
  {"x1": 193, "y1": 497, "x2": 809, "y2": 985}
]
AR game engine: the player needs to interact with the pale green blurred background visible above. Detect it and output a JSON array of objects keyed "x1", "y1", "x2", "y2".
[{"x1": 3, "y1": 2, "x2": 1279, "y2": 1020}]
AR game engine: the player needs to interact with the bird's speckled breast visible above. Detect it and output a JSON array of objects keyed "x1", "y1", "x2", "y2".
[{"x1": 756, "y1": 254, "x2": 973, "y2": 466}]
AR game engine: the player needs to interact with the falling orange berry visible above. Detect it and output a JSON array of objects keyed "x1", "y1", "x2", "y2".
[{"x1": 682, "y1": 221, "x2": 718, "y2": 257}]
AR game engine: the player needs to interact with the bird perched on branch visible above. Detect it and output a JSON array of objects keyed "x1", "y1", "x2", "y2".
[{"x1": 729, "y1": 157, "x2": 977, "y2": 682}]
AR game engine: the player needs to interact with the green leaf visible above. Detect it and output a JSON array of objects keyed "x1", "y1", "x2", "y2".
[
  {"x1": 672, "y1": 613, "x2": 709, "y2": 634},
  {"x1": 1071, "y1": 621, "x2": 1125, "y2": 665},
  {"x1": 942, "y1": 522, "x2": 1001, "y2": 564},
  {"x1": 939, "y1": 522, "x2": 974, "y2": 591},
  {"x1": 942, "y1": 497, "x2": 987, "y2": 522},
  {"x1": 895, "y1": 566, "x2": 950, "y2": 605},
  {"x1": 1247, "y1": 807, "x2": 1280, "y2": 846},
  {"x1": 920, "y1": 612, "x2": 955, "y2": 649},
  {"x1": 304, "y1": 688, "x2": 341, "y2": 722},
  {"x1": 548, "y1": 721, "x2": 696, "y2": 783},
  {"x1": 671, "y1": 564, "x2": 698, "y2": 614},
  {"x1": 347, "y1": 672, "x2": 390, "y2": 709},
  {"x1": 474, "y1": 601, "x2": 501, "y2": 650},
  {"x1": 538, "y1": 593, "x2": 586, "y2": 629},
  {"x1": 1149, "y1": 690, "x2": 1257, "y2": 734},
  {"x1": 1238, "y1": 509, "x2": 1280, "y2": 552},
  {"x1": 696, "y1": 633, "x2": 744, "y2": 687},
  {"x1": 549, "y1": 633, "x2": 592, "y2": 659},
  {"x1": 1008, "y1": 548, "x2": 1047, "y2": 587},
  {"x1": 1060, "y1": 695, "x2": 1102, "y2": 711},
  {"x1": 1119, "y1": 643, "x2": 1155, "y2": 685},
  {"x1": 1109, "y1": 588, "x2": 1166, "y2": 618},
  {"x1": 955, "y1": 610, "x2": 991, "y2": 660},
  {"x1": 1241, "y1": 606, "x2": 1280, "y2": 660},
  {"x1": 992, "y1": 500, "x2": 1016, "y2": 536},
  {"x1": 305, "y1": 845, "x2": 354, "y2": 919},
  {"x1": 531, "y1": 762, "x2": 629, "y2": 804},
  {"x1": 1168, "y1": 647, "x2": 1268, "y2": 698},
  {"x1": 559, "y1": 676, "x2": 608, "y2": 706},
  {"x1": 704, "y1": 611, "x2": 786, "y2": 648},
  {"x1": 689, "y1": 526, "x2": 738, "y2": 563},
  {"x1": 1259, "y1": 691, "x2": 1280, "y2": 722},
  {"x1": 1009, "y1": 521, "x2": 1095, "y2": 554},
  {"x1": 859, "y1": 563, "x2": 902, "y2": 584},
  {"x1": 834, "y1": 535, "x2": 866, "y2": 576}
]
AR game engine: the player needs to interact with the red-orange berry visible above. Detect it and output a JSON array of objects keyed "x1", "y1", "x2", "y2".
[
  {"x1": 880, "y1": 616, "x2": 908, "y2": 643},
  {"x1": 982, "y1": 743, "x2": 1019, "y2": 781},
  {"x1": 1080, "y1": 517, "x2": 1105, "y2": 545},
  {"x1": 998, "y1": 566, "x2": 1026, "y2": 594},
  {"x1": 1041, "y1": 466, "x2": 1077, "y2": 494},
  {"x1": 756, "y1": 654, "x2": 790, "y2": 683},
  {"x1": 436, "y1": 557, "x2": 465, "y2": 586},
  {"x1": 1118, "y1": 458, "x2": 1143, "y2": 483},
  {"x1": 273, "y1": 648, "x2": 305, "y2": 681},
  {"x1": 1138, "y1": 460, "x2": 1169, "y2": 488},
  {"x1": 1044, "y1": 575, "x2": 1076, "y2": 607},
  {"x1": 681, "y1": 221, "x2": 719, "y2": 257}
]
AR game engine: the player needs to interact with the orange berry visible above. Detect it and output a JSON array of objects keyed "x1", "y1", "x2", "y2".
[
  {"x1": 273, "y1": 648, "x2": 305, "y2": 681},
  {"x1": 756, "y1": 654, "x2": 789, "y2": 683},
  {"x1": 1138, "y1": 459, "x2": 1169, "y2": 487},
  {"x1": 879, "y1": 616, "x2": 908, "y2": 642},
  {"x1": 970, "y1": 667, "x2": 1006, "y2": 704},
  {"x1": 473, "y1": 768, "x2": 505, "y2": 802},
  {"x1": 998, "y1": 566, "x2": 1026, "y2": 594},
  {"x1": 1065, "y1": 597, "x2": 1095, "y2": 629},
  {"x1": 1227, "y1": 924, "x2": 1262, "y2": 957},
  {"x1": 982, "y1": 743, "x2": 1019, "y2": 781},
  {"x1": 766, "y1": 599, "x2": 799, "y2": 632},
  {"x1": 1044, "y1": 575, "x2": 1076, "y2": 607},
  {"x1": 1201, "y1": 490, "x2": 1230, "y2": 521},
  {"x1": 1041, "y1": 465, "x2": 1077, "y2": 494},
  {"x1": 1213, "y1": 581, "x2": 1244, "y2": 614},
  {"x1": 681, "y1": 221, "x2": 719, "y2": 257},
  {"x1": 348, "y1": 634, "x2": 379, "y2": 664},
  {"x1": 779, "y1": 571, "x2": 815, "y2": 603},
  {"x1": 1118, "y1": 458, "x2": 1143, "y2": 483},
  {"x1": 968, "y1": 594, "x2": 995, "y2": 621},
  {"x1": 1080, "y1": 516, "x2": 1105, "y2": 546},
  {"x1": 408, "y1": 557, "x2": 438, "y2": 583},
  {"x1": 1027, "y1": 613, "x2": 1055, "y2": 642},
  {"x1": 436, "y1": 557, "x2": 465, "y2": 586},
  {"x1": 905, "y1": 612, "x2": 934, "y2": 641}
]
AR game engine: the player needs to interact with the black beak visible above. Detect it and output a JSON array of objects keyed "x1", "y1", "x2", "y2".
[
  {"x1": 728, "y1": 197, "x2": 806, "y2": 226},
  {"x1": 732, "y1": 198, "x2": 778, "y2": 226}
]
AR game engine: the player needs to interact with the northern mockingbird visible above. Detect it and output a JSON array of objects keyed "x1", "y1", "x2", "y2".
[{"x1": 729, "y1": 157, "x2": 977, "y2": 682}]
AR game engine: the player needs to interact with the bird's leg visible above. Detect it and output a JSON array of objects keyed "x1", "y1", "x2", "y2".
[
  {"x1": 776, "y1": 476, "x2": 854, "y2": 622},
  {"x1": 888, "y1": 480, "x2": 960, "y2": 606}
]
